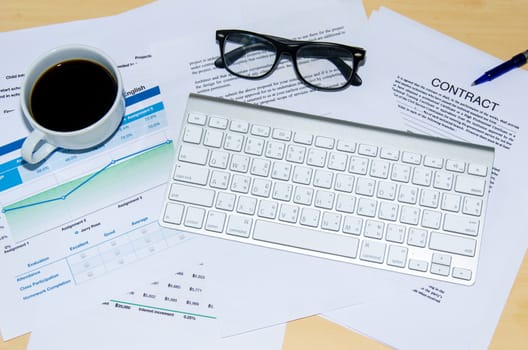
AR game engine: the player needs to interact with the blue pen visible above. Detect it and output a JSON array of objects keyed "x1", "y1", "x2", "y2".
[{"x1": 472, "y1": 49, "x2": 528, "y2": 85}]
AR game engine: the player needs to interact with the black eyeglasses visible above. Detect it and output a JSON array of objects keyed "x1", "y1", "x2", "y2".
[{"x1": 214, "y1": 29, "x2": 366, "y2": 91}]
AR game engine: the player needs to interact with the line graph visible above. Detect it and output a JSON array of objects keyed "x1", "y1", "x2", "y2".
[
  {"x1": 3, "y1": 140, "x2": 174, "y2": 241},
  {"x1": 2, "y1": 140, "x2": 172, "y2": 214}
]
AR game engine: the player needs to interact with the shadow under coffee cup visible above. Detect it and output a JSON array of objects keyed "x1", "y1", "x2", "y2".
[{"x1": 20, "y1": 44, "x2": 125, "y2": 164}]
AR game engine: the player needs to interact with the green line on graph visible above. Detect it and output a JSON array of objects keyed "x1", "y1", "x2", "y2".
[{"x1": 110, "y1": 299, "x2": 217, "y2": 319}]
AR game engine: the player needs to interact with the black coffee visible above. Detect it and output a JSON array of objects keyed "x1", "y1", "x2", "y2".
[{"x1": 30, "y1": 59, "x2": 117, "y2": 132}]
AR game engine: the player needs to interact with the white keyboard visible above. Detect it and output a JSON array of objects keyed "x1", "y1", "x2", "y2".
[{"x1": 160, "y1": 93, "x2": 494, "y2": 285}]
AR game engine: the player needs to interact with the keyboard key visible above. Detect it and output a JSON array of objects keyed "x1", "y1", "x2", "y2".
[
  {"x1": 293, "y1": 186, "x2": 314, "y2": 205},
  {"x1": 173, "y1": 162, "x2": 209, "y2": 185},
  {"x1": 272, "y1": 182, "x2": 292, "y2": 201},
  {"x1": 364, "y1": 220, "x2": 384, "y2": 239},
  {"x1": 400, "y1": 206, "x2": 420, "y2": 225},
  {"x1": 356, "y1": 198, "x2": 377, "y2": 217},
  {"x1": 183, "y1": 125, "x2": 203, "y2": 144},
  {"x1": 334, "y1": 174, "x2": 355, "y2": 193},
  {"x1": 409, "y1": 259, "x2": 428, "y2": 272},
  {"x1": 226, "y1": 216, "x2": 252, "y2": 237},
  {"x1": 210, "y1": 171, "x2": 229, "y2": 190},
  {"x1": 412, "y1": 168, "x2": 432, "y2": 186},
  {"x1": 421, "y1": 209, "x2": 441, "y2": 229},
  {"x1": 378, "y1": 202, "x2": 398, "y2": 221},
  {"x1": 443, "y1": 213, "x2": 479, "y2": 236},
  {"x1": 343, "y1": 216, "x2": 363, "y2": 235},
  {"x1": 385, "y1": 224, "x2": 405, "y2": 243},
  {"x1": 169, "y1": 183, "x2": 214, "y2": 207},
  {"x1": 358, "y1": 144, "x2": 378, "y2": 157},
  {"x1": 293, "y1": 132, "x2": 313, "y2": 145},
  {"x1": 265, "y1": 141, "x2": 286, "y2": 159},
  {"x1": 336, "y1": 194, "x2": 356, "y2": 213},
  {"x1": 209, "y1": 150, "x2": 229, "y2": 169},
  {"x1": 231, "y1": 174, "x2": 250, "y2": 193},
  {"x1": 237, "y1": 196, "x2": 257, "y2": 215},
  {"x1": 407, "y1": 228, "x2": 427, "y2": 247},
  {"x1": 188, "y1": 112, "x2": 206, "y2": 125},
  {"x1": 321, "y1": 212, "x2": 341, "y2": 231},
  {"x1": 355, "y1": 177, "x2": 376, "y2": 196},
  {"x1": 179, "y1": 144, "x2": 208, "y2": 165},
  {"x1": 278, "y1": 204, "x2": 299, "y2": 223},
  {"x1": 224, "y1": 133, "x2": 245, "y2": 151},
  {"x1": 250, "y1": 158, "x2": 271, "y2": 177},
  {"x1": 315, "y1": 136, "x2": 334, "y2": 149},
  {"x1": 307, "y1": 148, "x2": 327, "y2": 167},
  {"x1": 205, "y1": 211, "x2": 226, "y2": 233},
  {"x1": 429, "y1": 232, "x2": 476, "y2": 257},
  {"x1": 359, "y1": 240, "x2": 386, "y2": 263},
  {"x1": 245, "y1": 137, "x2": 265, "y2": 156},
  {"x1": 462, "y1": 197, "x2": 483, "y2": 216},
  {"x1": 402, "y1": 151, "x2": 421, "y2": 165},
  {"x1": 286, "y1": 144, "x2": 306, "y2": 163},
  {"x1": 328, "y1": 152, "x2": 347, "y2": 171},
  {"x1": 314, "y1": 190, "x2": 335, "y2": 209},
  {"x1": 452, "y1": 267, "x2": 472, "y2": 280},
  {"x1": 419, "y1": 189, "x2": 440, "y2": 208},
  {"x1": 204, "y1": 129, "x2": 224, "y2": 148},
  {"x1": 271, "y1": 162, "x2": 292, "y2": 181},
  {"x1": 300, "y1": 208, "x2": 320, "y2": 227},
  {"x1": 433, "y1": 171, "x2": 453, "y2": 190},
  {"x1": 454, "y1": 175, "x2": 486, "y2": 196},
  {"x1": 209, "y1": 116, "x2": 228, "y2": 129},
  {"x1": 387, "y1": 245, "x2": 407, "y2": 267},
  {"x1": 391, "y1": 163, "x2": 411, "y2": 182},
  {"x1": 258, "y1": 200, "x2": 278, "y2": 219},
  {"x1": 292, "y1": 166, "x2": 313, "y2": 185},
  {"x1": 349, "y1": 156, "x2": 369, "y2": 175},
  {"x1": 377, "y1": 181, "x2": 397, "y2": 200},
  {"x1": 313, "y1": 169, "x2": 333, "y2": 189},
  {"x1": 184, "y1": 207, "x2": 205, "y2": 229},
  {"x1": 380, "y1": 148, "x2": 399, "y2": 161},
  {"x1": 336, "y1": 139, "x2": 356, "y2": 153},
  {"x1": 441, "y1": 193, "x2": 461, "y2": 212},
  {"x1": 251, "y1": 124, "x2": 270, "y2": 137},
  {"x1": 431, "y1": 253, "x2": 451, "y2": 266},
  {"x1": 251, "y1": 178, "x2": 272, "y2": 197},
  {"x1": 446, "y1": 159, "x2": 465, "y2": 172},
  {"x1": 216, "y1": 192, "x2": 236, "y2": 211},
  {"x1": 230, "y1": 120, "x2": 249, "y2": 133},
  {"x1": 467, "y1": 163, "x2": 488, "y2": 176},
  {"x1": 424, "y1": 155, "x2": 443, "y2": 169},
  {"x1": 370, "y1": 159, "x2": 390, "y2": 179},
  {"x1": 163, "y1": 202, "x2": 185, "y2": 225},
  {"x1": 272, "y1": 128, "x2": 292, "y2": 141},
  {"x1": 254, "y1": 220, "x2": 359, "y2": 259}
]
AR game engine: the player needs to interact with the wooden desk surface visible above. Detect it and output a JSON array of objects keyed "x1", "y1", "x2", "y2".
[{"x1": 0, "y1": 1, "x2": 526, "y2": 349}]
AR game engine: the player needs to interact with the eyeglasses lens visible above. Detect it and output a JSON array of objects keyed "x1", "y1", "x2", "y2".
[
  {"x1": 223, "y1": 33, "x2": 277, "y2": 78},
  {"x1": 296, "y1": 45, "x2": 354, "y2": 89}
]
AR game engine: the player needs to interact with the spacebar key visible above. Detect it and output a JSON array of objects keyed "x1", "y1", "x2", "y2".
[{"x1": 253, "y1": 220, "x2": 359, "y2": 258}]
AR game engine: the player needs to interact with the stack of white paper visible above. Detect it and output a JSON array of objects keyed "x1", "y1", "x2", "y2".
[{"x1": 1, "y1": 1, "x2": 526, "y2": 350}]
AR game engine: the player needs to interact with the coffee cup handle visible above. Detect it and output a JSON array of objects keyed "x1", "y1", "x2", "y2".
[{"x1": 21, "y1": 130, "x2": 57, "y2": 164}]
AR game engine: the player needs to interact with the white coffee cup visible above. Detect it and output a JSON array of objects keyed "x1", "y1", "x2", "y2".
[{"x1": 20, "y1": 44, "x2": 125, "y2": 164}]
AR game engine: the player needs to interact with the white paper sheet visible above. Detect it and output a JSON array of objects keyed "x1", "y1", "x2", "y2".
[
  {"x1": 0, "y1": 1, "x2": 334, "y2": 339},
  {"x1": 28, "y1": 262, "x2": 285, "y2": 350},
  {"x1": 149, "y1": 1, "x2": 398, "y2": 337},
  {"x1": 28, "y1": 261, "x2": 285, "y2": 350},
  {"x1": 321, "y1": 8, "x2": 528, "y2": 350},
  {"x1": 0, "y1": 0, "x2": 372, "y2": 342}
]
